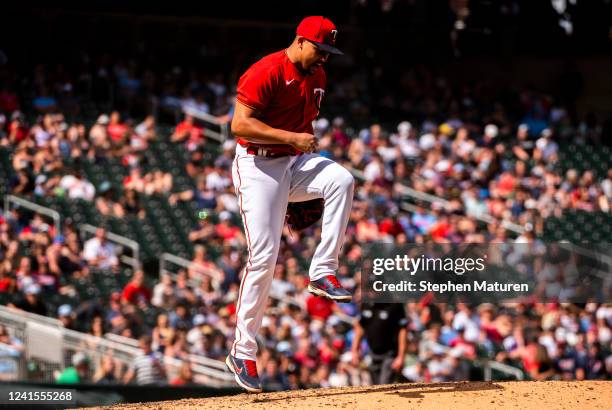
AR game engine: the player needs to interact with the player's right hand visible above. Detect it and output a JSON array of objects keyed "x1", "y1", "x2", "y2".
[{"x1": 290, "y1": 132, "x2": 318, "y2": 153}]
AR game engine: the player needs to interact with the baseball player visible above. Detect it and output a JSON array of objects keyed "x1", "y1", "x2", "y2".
[{"x1": 225, "y1": 16, "x2": 354, "y2": 392}]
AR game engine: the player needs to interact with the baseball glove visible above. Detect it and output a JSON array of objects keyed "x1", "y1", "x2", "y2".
[{"x1": 286, "y1": 199, "x2": 325, "y2": 231}]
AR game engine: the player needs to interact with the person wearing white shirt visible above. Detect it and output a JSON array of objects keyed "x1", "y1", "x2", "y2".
[
  {"x1": 59, "y1": 171, "x2": 96, "y2": 201},
  {"x1": 83, "y1": 228, "x2": 118, "y2": 271}
]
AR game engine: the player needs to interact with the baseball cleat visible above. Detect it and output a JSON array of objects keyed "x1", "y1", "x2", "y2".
[
  {"x1": 225, "y1": 355, "x2": 262, "y2": 393},
  {"x1": 308, "y1": 275, "x2": 352, "y2": 302}
]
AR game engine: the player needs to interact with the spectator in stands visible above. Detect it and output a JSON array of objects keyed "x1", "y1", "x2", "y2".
[
  {"x1": 214, "y1": 211, "x2": 245, "y2": 248},
  {"x1": 0, "y1": 267, "x2": 16, "y2": 293},
  {"x1": 163, "y1": 330, "x2": 190, "y2": 361},
  {"x1": 132, "y1": 115, "x2": 156, "y2": 150},
  {"x1": 83, "y1": 228, "x2": 119, "y2": 272},
  {"x1": 123, "y1": 167, "x2": 146, "y2": 192},
  {"x1": 121, "y1": 270, "x2": 151, "y2": 308},
  {"x1": 56, "y1": 352, "x2": 90, "y2": 384},
  {"x1": 143, "y1": 170, "x2": 173, "y2": 196},
  {"x1": 93, "y1": 355, "x2": 123, "y2": 384},
  {"x1": 96, "y1": 183, "x2": 126, "y2": 218},
  {"x1": 169, "y1": 301, "x2": 192, "y2": 331},
  {"x1": 195, "y1": 275, "x2": 218, "y2": 307},
  {"x1": 188, "y1": 245, "x2": 223, "y2": 283},
  {"x1": 171, "y1": 114, "x2": 203, "y2": 152},
  {"x1": 124, "y1": 335, "x2": 167, "y2": 385},
  {"x1": 185, "y1": 150, "x2": 204, "y2": 178},
  {"x1": 6, "y1": 111, "x2": 28, "y2": 145},
  {"x1": 120, "y1": 188, "x2": 146, "y2": 219},
  {"x1": 58, "y1": 304, "x2": 77, "y2": 330},
  {"x1": 50, "y1": 233, "x2": 88, "y2": 279},
  {"x1": 188, "y1": 212, "x2": 215, "y2": 245},
  {"x1": 0, "y1": 324, "x2": 24, "y2": 354},
  {"x1": 58, "y1": 170, "x2": 96, "y2": 201},
  {"x1": 88, "y1": 316, "x2": 106, "y2": 339},
  {"x1": 170, "y1": 361, "x2": 194, "y2": 385},
  {"x1": 105, "y1": 292, "x2": 126, "y2": 333},
  {"x1": 173, "y1": 269, "x2": 197, "y2": 305},
  {"x1": 10, "y1": 170, "x2": 34, "y2": 195},
  {"x1": 203, "y1": 162, "x2": 231, "y2": 192},
  {"x1": 151, "y1": 273, "x2": 175, "y2": 308},
  {"x1": 89, "y1": 114, "x2": 110, "y2": 159},
  {"x1": 107, "y1": 111, "x2": 128, "y2": 143},
  {"x1": 168, "y1": 177, "x2": 216, "y2": 210},
  {"x1": 9, "y1": 284, "x2": 47, "y2": 316},
  {"x1": 152, "y1": 313, "x2": 175, "y2": 354}
]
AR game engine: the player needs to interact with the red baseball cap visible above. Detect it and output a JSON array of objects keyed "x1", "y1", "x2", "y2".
[{"x1": 296, "y1": 16, "x2": 343, "y2": 55}]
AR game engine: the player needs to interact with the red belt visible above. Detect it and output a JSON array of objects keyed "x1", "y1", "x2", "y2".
[{"x1": 246, "y1": 145, "x2": 299, "y2": 158}]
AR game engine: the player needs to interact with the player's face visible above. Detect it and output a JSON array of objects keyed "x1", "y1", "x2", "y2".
[{"x1": 303, "y1": 40, "x2": 330, "y2": 73}]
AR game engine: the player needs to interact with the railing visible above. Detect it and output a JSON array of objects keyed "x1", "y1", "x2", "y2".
[
  {"x1": 483, "y1": 360, "x2": 525, "y2": 381},
  {"x1": 182, "y1": 107, "x2": 230, "y2": 143},
  {"x1": 79, "y1": 224, "x2": 141, "y2": 270},
  {"x1": 3, "y1": 195, "x2": 61, "y2": 235},
  {"x1": 0, "y1": 306, "x2": 234, "y2": 386},
  {"x1": 425, "y1": 340, "x2": 524, "y2": 381},
  {"x1": 104, "y1": 333, "x2": 140, "y2": 348},
  {"x1": 159, "y1": 252, "x2": 223, "y2": 285},
  {"x1": 395, "y1": 184, "x2": 527, "y2": 233}
]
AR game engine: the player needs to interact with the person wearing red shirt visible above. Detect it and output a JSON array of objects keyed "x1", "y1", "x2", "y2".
[
  {"x1": 226, "y1": 16, "x2": 354, "y2": 393},
  {"x1": 306, "y1": 293, "x2": 334, "y2": 321},
  {"x1": 107, "y1": 111, "x2": 128, "y2": 143},
  {"x1": 429, "y1": 214, "x2": 452, "y2": 241},
  {"x1": 0, "y1": 272, "x2": 15, "y2": 293},
  {"x1": 121, "y1": 270, "x2": 151, "y2": 307},
  {"x1": 7, "y1": 113, "x2": 28, "y2": 144},
  {"x1": 171, "y1": 114, "x2": 204, "y2": 151}
]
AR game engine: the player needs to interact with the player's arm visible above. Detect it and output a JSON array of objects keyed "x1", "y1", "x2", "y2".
[
  {"x1": 392, "y1": 327, "x2": 407, "y2": 371},
  {"x1": 350, "y1": 319, "x2": 364, "y2": 366},
  {"x1": 231, "y1": 101, "x2": 317, "y2": 153}
]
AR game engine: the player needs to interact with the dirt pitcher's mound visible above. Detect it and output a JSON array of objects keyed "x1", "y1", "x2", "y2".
[{"x1": 99, "y1": 380, "x2": 610, "y2": 410}]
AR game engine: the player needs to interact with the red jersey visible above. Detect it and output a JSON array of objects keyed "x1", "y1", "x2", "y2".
[{"x1": 235, "y1": 50, "x2": 326, "y2": 149}]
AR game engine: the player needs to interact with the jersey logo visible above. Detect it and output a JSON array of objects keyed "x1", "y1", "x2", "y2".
[
  {"x1": 286, "y1": 79, "x2": 295, "y2": 86},
  {"x1": 314, "y1": 88, "x2": 325, "y2": 111}
]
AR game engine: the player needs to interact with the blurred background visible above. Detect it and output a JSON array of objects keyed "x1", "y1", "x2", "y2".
[{"x1": 0, "y1": 0, "x2": 610, "y2": 406}]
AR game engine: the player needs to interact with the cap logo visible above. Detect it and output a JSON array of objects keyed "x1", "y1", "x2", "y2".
[{"x1": 329, "y1": 30, "x2": 337, "y2": 44}]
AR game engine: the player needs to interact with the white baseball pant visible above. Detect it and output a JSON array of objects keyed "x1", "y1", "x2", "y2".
[{"x1": 231, "y1": 144, "x2": 354, "y2": 360}]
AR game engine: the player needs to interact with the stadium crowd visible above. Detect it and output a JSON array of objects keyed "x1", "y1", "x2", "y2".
[{"x1": 0, "y1": 53, "x2": 610, "y2": 388}]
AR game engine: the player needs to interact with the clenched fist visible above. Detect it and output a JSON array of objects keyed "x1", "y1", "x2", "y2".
[{"x1": 290, "y1": 132, "x2": 318, "y2": 153}]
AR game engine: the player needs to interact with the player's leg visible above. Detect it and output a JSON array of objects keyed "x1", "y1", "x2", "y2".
[
  {"x1": 230, "y1": 149, "x2": 291, "y2": 362},
  {"x1": 288, "y1": 154, "x2": 354, "y2": 300}
]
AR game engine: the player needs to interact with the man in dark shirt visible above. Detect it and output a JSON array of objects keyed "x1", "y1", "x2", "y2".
[
  {"x1": 11, "y1": 284, "x2": 47, "y2": 316},
  {"x1": 351, "y1": 303, "x2": 408, "y2": 384}
]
